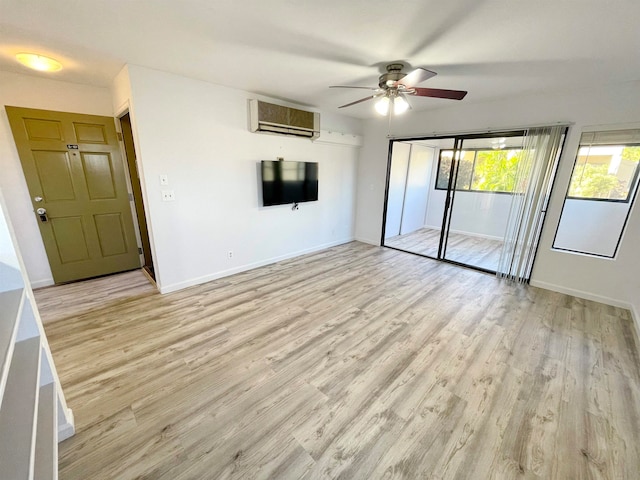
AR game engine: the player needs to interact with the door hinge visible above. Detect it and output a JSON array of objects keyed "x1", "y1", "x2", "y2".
[
  {"x1": 128, "y1": 193, "x2": 134, "y2": 201},
  {"x1": 138, "y1": 247, "x2": 143, "y2": 254},
  {"x1": 117, "y1": 132, "x2": 123, "y2": 141}
]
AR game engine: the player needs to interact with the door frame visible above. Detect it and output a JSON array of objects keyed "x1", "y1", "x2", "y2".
[{"x1": 114, "y1": 107, "x2": 157, "y2": 283}]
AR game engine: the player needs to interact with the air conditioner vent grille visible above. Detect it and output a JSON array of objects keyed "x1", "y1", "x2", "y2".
[{"x1": 250, "y1": 100, "x2": 319, "y2": 140}]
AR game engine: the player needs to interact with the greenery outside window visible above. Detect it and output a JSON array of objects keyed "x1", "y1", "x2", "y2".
[
  {"x1": 436, "y1": 148, "x2": 523, "y2": 193},
  {"x1": 567, "y1": 145, "x2": 640, "y2": 202},
  {"x1": 436, "y1": 150, "x2": 474, "y2": 190}
]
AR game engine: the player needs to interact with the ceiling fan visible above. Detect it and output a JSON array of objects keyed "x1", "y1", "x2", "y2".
[{"x1": 330, "y1": 63, "x2": 467, "y2": 115}]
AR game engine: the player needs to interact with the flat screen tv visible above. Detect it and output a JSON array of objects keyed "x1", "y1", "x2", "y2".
[{"x1": 261, "y1": 160, "x2": 318, "y2": 206}]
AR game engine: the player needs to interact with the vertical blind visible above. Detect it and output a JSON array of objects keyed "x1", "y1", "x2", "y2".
[{"x1": 497, "y1": 125, "x2": 567, "y2": 282}]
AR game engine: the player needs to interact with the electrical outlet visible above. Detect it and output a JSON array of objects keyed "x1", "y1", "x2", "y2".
[
  {"x1": 161, "y1": 190, "x2": 175, "y2": 202},
  {"x1": 227, "y1": 251, "x2": 233, "y2": 259},
  {"x1": 159, "y1": 174, "x2": 169, "y2": 185}
]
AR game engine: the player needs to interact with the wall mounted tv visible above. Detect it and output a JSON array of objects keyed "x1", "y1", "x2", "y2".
[{"x1": 261, "y1": 160, "x2": 319, "y2": 206}]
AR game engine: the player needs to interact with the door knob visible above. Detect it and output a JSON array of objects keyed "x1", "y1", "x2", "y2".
[{"x1": 36, "y1": 207, "x2": 48, "y2": 222}]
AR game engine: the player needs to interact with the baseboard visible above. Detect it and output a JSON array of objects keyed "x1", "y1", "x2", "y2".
[
  {"x1": 531, "y1": 279, "x2": 640, "y2": 345},
  {"x1": 424, "y1": 224, "x2": 504, "y2": 241},
  {"x1": 529, "y1": 280, "x2": 633, "y2": 309},
  {"x1": 631, "y1": 304, "x2": 640, "y2": 341},
  {"x1": 141, "y1": 267, "x2": 158, "y2": 291},
  {"x1": 31, "y1": 278, "x2": 54, "y2": 289},
  {"x1": 159, "y1": 237, "x2": 355, "y2": 294},
  {"x1": 354, "y1": 236, "x2": 380, "y2": 246},
  {"x1": 58, "y1": 409, "x2": 75, "y2": 442},
  {"x1": 450, "y1": 229, "x2": 503, "y2": 242}
]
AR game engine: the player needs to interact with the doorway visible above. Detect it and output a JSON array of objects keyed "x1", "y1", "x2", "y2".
[
  {"x1": 119, "y1": 113, "x2": 155, "y2": 281},
  {"x1": 382, "y1": 129, "x2": 548, "y2": 276}
]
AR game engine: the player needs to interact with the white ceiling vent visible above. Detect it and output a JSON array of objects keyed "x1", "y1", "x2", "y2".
[{"x1": 249, "y1": 99, "x2": 320, "y2": 140}]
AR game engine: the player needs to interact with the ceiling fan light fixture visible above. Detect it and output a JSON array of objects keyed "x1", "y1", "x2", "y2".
[
  {"x1": 394, "y1": 96, "x2": 409, "y2": 115},
  {"x1": 16, "y1": 53, "x2": 63, "y2": 72},
  {"x1": 375, "y1": 93, "x2": 409, "y2": 116},
  {"x1": 375, "y1": 96, "x2": 390, "y2": 115}
]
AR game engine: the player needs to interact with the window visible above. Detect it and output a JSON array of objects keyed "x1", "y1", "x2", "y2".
[
  {"x1": 436, "y1": 148, "x2": 522, "y2": 193},
  {"x1": 567, "y1": 145, "x2": 640, "y2": 202},
  {"x1": 436, "y1": 150, "x2": 474, "y2": 189},
  {"x1": 553, "y1": 129, "x2": 640, "y2": 258}
]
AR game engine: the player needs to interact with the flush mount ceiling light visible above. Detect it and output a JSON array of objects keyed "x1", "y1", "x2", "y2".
[{"x1": 16, "y1": 53, "x2": 63, "y2": 72}]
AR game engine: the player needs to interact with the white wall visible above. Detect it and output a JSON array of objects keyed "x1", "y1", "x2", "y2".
[
  {"x1": 400, "y1": 145, "x2": 433, "y2": 235},
  {"x1": 0, "y1": 71, "x2": 114, "y2": 287},
  {"x1": 384, "y1": 143, "x2": 434, "y2": 238},
  {"x1": 0, "y1": 191, "x2": 19, "y2": 271},
  {"x1": 384, "y1": 142, "x2": 410, "y2": 238},
  {"x1": 554, "y1": 199, "x2": 631, "y2": 256},
  {"x1": 355, "y1": 80, "x2": 640, "y2": 317},
  {"x1": 120, "y1": 65, "x2": 362, "y2": 293},
  {"x1": 0, "y1": 66, "x2": 361, "y2": 294},
  {"x1": 425, "y1": 189, "x2": 512, "y2": 240}
]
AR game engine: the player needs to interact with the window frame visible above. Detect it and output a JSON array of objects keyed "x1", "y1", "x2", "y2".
[
  {"x1": 434, "y1": 147, "x2": 523, "y2": 195},
  {"x1": 552, "y1": 130, "x2": 640, "y2": 259},
  {"x1": 565, "y1": 142, "x2": 640, "y2": 204}
]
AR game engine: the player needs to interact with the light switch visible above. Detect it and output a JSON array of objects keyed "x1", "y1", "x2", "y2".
[
  {"x1": 161, "y1": 190, "x2": 175, "y2": 202},
  {"x1": 159, "y1": 174, "x2": 169, "y2": 185}
]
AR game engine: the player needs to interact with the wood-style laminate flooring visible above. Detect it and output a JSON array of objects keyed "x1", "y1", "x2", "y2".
[
  {"x1": 36, "y1": 242, "x2": 640, "y2": 479},
  {"x1": 385, "y1": 227, "x2": 504, "y2": 272}
]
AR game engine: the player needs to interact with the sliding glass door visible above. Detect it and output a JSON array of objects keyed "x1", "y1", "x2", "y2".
[
  {"x1": 443, "y1": 134, "x2": 526, "y2": 272},
  {"x1": 382, "y1": 128, "x2": 565, "y2": 280},
  {"x1": 383, "y1": 139, "x2": 452, "y2": 258}
]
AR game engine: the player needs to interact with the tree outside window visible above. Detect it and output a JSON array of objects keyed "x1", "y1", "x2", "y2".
[
  {"x1": 436, "y1": 150, "x2": 474, "y2": 189},
  {"x1": 436, "y1": 148, "x2": 522, "y2": 194},
  {"x1": 568, "y1": 146, "x2": 640, "y2": 201}
]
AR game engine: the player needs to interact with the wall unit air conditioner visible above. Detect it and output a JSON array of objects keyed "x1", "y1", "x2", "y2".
[{"x1": 249, "y1": 99, "x2": 320, "y2": 140}]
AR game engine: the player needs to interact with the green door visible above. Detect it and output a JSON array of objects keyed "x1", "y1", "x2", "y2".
[{"x1": 6, "y1": 106, "x2": 141, "y2": 283}]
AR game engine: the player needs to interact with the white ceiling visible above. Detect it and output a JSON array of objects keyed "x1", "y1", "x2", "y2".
[{"x1": 1, "y1": 0, "x2": 639, "y2": 119}]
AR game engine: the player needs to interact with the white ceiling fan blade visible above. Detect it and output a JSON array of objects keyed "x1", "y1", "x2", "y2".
[
  {"x1": 338, "y1": 94, "x2": 382, "y2": 108},
  {"x1": 395, "y1": 67, "x2": 437, "y2": 87}
]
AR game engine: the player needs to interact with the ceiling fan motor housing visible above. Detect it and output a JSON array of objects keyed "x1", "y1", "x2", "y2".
[{"x1": 379, "y1": 63, "x2": 406, "y2": 89}]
